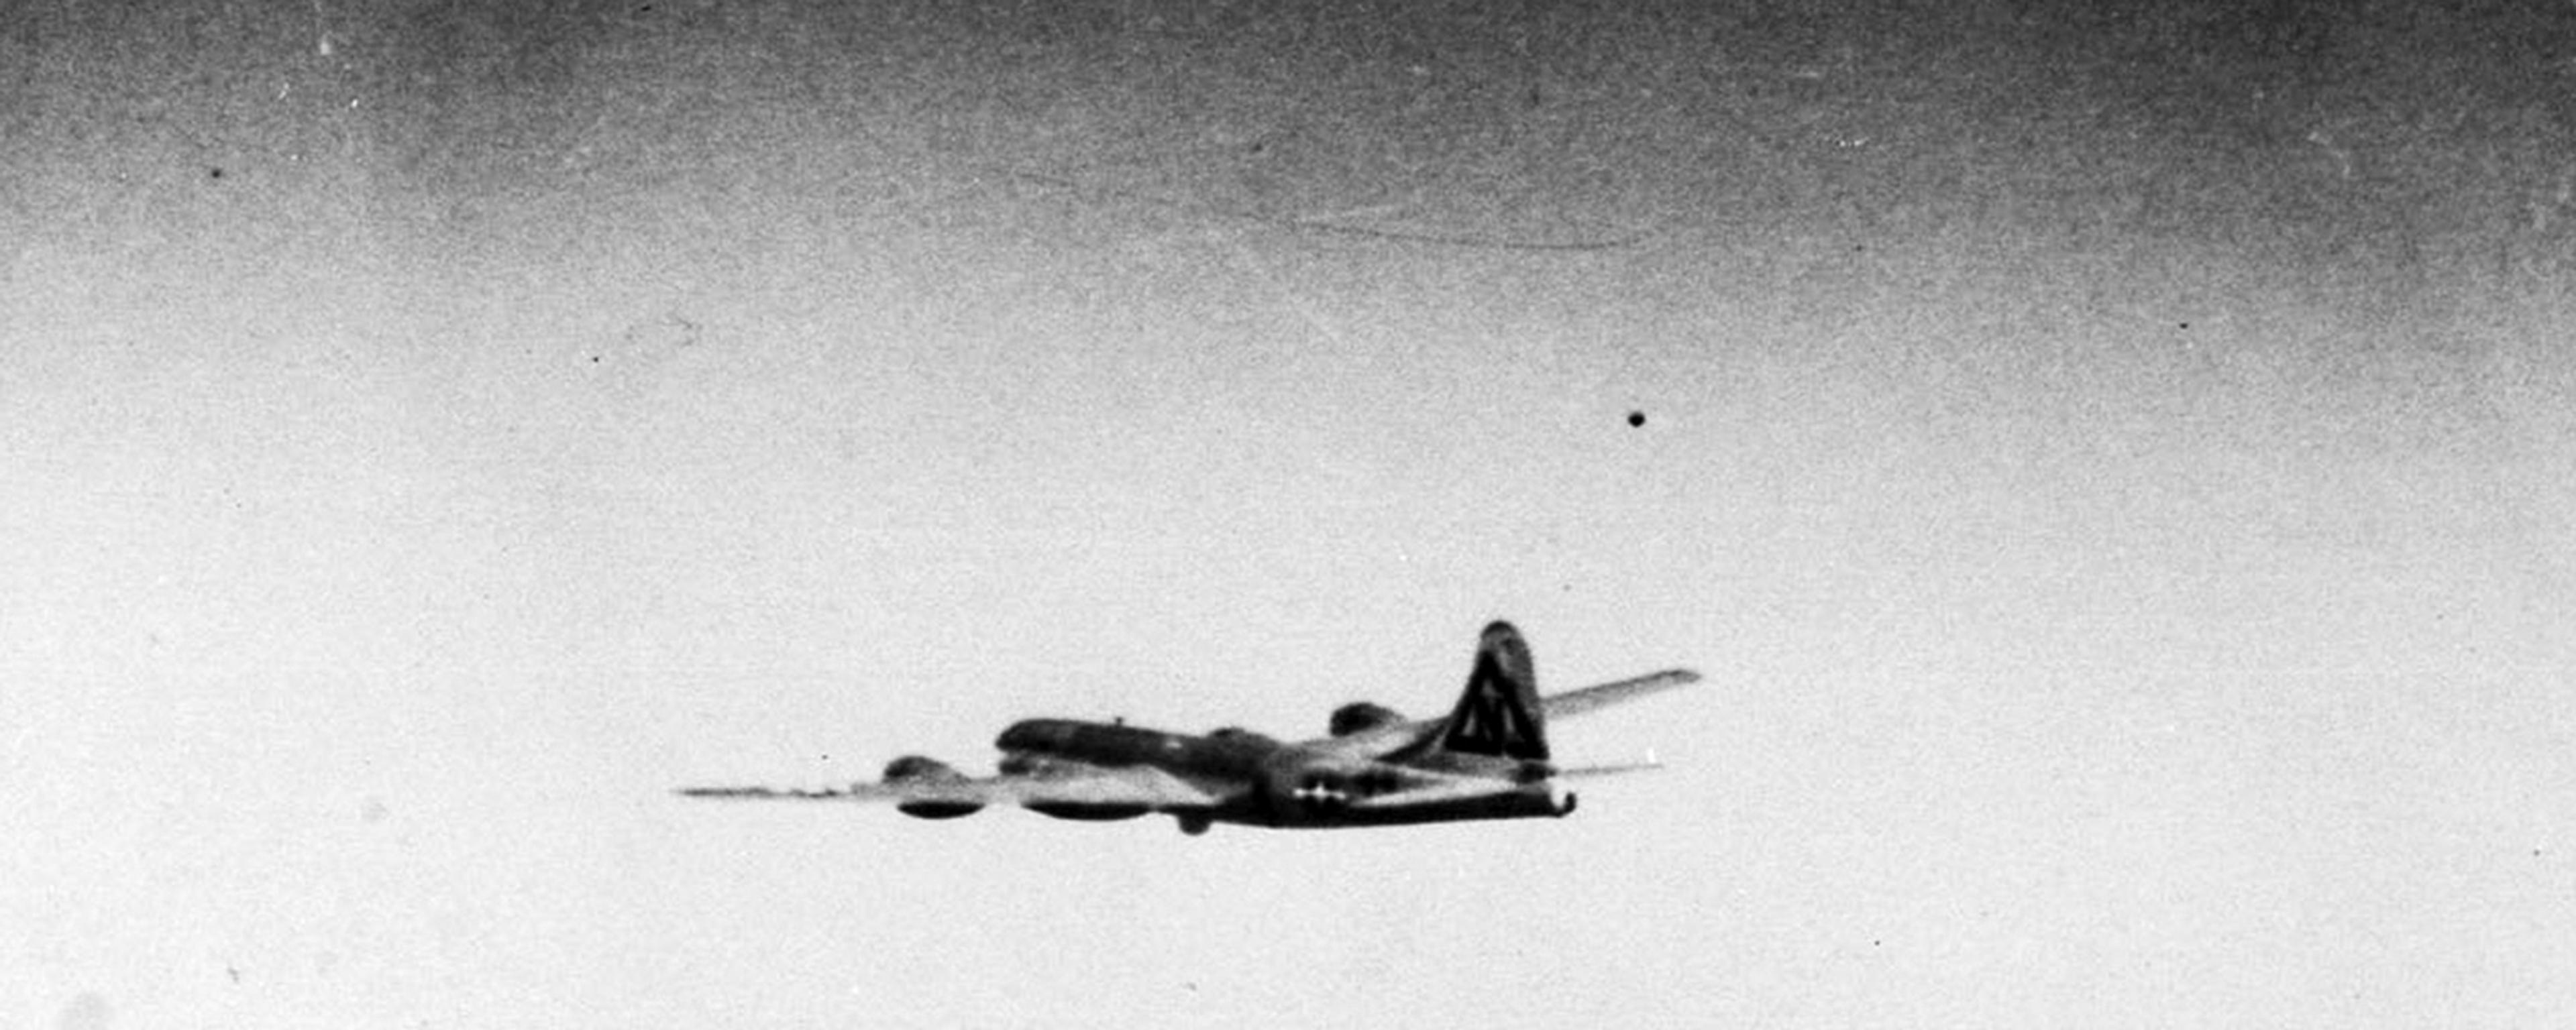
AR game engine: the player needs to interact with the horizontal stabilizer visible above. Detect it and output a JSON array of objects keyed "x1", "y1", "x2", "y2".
[
  {"x1": 1552, "y1": 749, "x2": 1664, "y2": 779},
  {"x1": 1540, "y1": 669, "x2": 1701, "y2": 721}
]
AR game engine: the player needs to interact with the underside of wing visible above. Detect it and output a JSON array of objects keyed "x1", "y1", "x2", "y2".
[
  {"x1": 998, "y1": 764, "x2": 1224, "y2": 818},
  {"x1": 677, "y1": 762, "x2": 1222, "y2": 821},
  {"x1": 674, "y1": 777, "x2": 1016, "y2": 810},
  {"x1": 1540, "y1": 668, "x2": 1701, "y2": 720}
]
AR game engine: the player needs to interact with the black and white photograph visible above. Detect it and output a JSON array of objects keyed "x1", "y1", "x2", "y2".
[{"x1": 7, "y1": 1, "x2": 2572, "y2": 1026}]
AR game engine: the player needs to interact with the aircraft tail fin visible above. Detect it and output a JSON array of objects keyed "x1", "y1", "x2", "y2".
[{"x1": 1434, "y1": 621, "x2": 1550, "y2": 762}]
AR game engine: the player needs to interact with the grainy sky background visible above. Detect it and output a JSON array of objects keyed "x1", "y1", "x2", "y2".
[{"x1": 6, "y1": 0, "x2": 2573, "y2": 1027}]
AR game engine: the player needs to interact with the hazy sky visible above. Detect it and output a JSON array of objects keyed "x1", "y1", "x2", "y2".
[{"x1": 7, "y1": 1, "x2": 2573, "y2": 1027}]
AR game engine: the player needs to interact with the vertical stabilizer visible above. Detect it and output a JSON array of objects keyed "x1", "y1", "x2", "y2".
[{"x1": 1437, "y1": 621, "x2": 1550, "y2": 761}]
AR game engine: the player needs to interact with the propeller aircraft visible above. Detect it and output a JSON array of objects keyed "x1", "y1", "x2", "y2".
[{"x1": 678, "y1": 621, "x2": 1698, "y2": 835}]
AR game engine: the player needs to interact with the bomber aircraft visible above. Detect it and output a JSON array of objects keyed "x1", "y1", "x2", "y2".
[{"x1": 677, "y1": 621, "x2": 1699, "y2": 834}]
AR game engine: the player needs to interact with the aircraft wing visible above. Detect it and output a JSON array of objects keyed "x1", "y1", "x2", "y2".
[
  {"x1": 1541, "y1": 668, "x2": 1703, "y2": 720},
  {"x1": 677, "y1": 762, "x2": 1224, "y2": 812}
]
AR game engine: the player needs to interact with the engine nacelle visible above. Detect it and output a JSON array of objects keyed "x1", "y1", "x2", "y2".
[
  {"x1": 882, "y1": 754, "x2": 983, "y2": 819},
  {"x1": 1328, "y1": 701, "x2": 1405, "y2": 738},
  {"x1": 1024, "y1": 800, "x2": 1149, "y2": 821}
]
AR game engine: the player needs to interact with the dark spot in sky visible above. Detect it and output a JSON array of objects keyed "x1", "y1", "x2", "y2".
[
  {"x1": 590, "y1": 355, "x2": 600, "y2": 363},
  {"x1": 1627, "y1": 410, "x2": 1646, "y2": 427},
  {"x1": 2180, "y1": 322, "x2": 2190, "y2": 329},
  {"x1": 208, "y1": 167, "x2": 223, "y2": 179}
]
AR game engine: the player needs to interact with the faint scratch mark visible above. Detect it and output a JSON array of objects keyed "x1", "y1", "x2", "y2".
[
  {"x1": 1222, "y1": 235, "x2": 1351, "y2": 349},
  {"x1": 621, "y1": 311, "x2": 701, "y2": 352},
  {"x1": 310, "y1": 0, "x2": 335, "y2": 56},
  {"x1": 2306, "y1": 129, "x2": 2353, "y2": 180},
  {"x1": 1288, "y1": 201, "x2": 1415, "y2": 225},
  {"x1": 990, "y1": 164, "x2": 1650, "y2": 251},
  {"x1": 2533, "y1": 169, "x2": 2573, "y2": 234}
]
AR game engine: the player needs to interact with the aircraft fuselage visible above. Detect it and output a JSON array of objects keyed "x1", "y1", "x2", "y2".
[{"x1": 994, "y1": 717, "x2": 1571, "y2": 830}]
